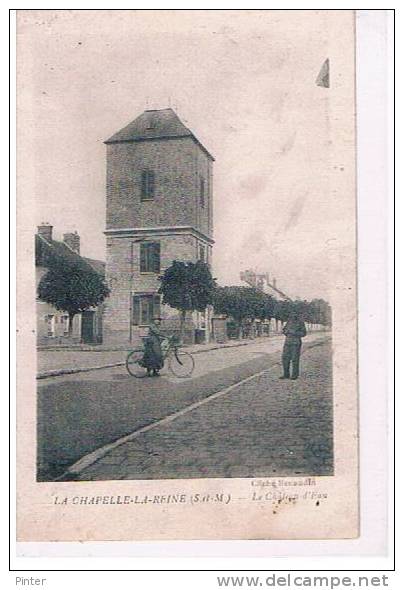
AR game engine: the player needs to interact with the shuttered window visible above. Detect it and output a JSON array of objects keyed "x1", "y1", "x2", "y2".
[
  {"x1": 140, "y1": 242, "x2": 160, "y2": 273},
  {"x1": 132, "y1": 294, "x2": 161, "y2": 325},
  {"x1": 132, "y1": 296, "x2": 140, "y2": 326},
  {"x1": 141, "y1": 170, "x2": 155, "y2": 200}
]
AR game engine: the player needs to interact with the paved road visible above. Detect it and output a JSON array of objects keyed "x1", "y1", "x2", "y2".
[{"x1": 37, "y1": 334, "x2": 331, "y2": 481}]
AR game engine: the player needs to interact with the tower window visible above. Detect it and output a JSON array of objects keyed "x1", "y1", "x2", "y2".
[
  {"x1": 199, "y1": 177, "x2": 205, "y2": 208},
  {"x1": 141, "y1": 170, "x2": 155, "y2": 201},
  {"x1": 132, "y1": 294, "x2": 161, "y2": 326},
  {"x1": 140, "y1": 242, "x2": 160, "y2": 273},
  {"x1": 199, "y1": 244, "x2": 206, "y2": 263}
]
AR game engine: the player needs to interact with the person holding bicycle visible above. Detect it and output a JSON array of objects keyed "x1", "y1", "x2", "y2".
[
  {"x1": 126, "y1": 320, "x2": 194, "y2": 379},
  {"x1": 142, "y1": 317, "x2": 168, "y2": 377}
]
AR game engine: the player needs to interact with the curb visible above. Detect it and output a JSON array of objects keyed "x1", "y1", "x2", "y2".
[{"x1": 37, "y1": 361, "x2": 125, "y2": 380}]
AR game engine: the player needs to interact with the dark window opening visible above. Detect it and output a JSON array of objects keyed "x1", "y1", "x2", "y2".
[
  {"x1": 132, "y1": 294, "x2": 161, "y2": 326},
  {"x1": 199, "y1": 177, "x2": 205, "y2": 208},
  {"x1": 140, "y1": 242, "x2": 160, "y2": 273},
  {"x1": 141, "y1": 170, "x2": 155, "y2": 200},
  {"x1": 145, "y1": 114, "x2": 156, "y2": 130}
]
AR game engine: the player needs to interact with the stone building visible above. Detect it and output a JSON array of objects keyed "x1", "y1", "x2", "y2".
[
  {"x1": 103, "y1": 108, "x2": 214, "y2": 345},
  {"x1": 36, "y1": 224, "x2": 105, "y2": 346}
]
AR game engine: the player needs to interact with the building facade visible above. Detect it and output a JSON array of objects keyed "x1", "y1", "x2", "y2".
[
  {"x1": 36, "y1": 224, "x2": 105, "y2": 346},
  {"x1": 103, "y1": 108, "x2": 214, "y2": 345}
]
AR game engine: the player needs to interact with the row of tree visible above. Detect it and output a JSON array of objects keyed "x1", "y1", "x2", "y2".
[
  {"x1": 38, "y1": 256, "x2": 331, "y2": 341},
  {"x1": 212, "y1": 285, "x2": 331, "y2": 333},
  {"x1": 158, "y1": 261, "x2": 332, "y2": 340}
]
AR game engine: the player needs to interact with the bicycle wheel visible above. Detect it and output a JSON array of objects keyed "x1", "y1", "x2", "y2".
[
  {"x1": 169, "y1": 350, "x2": 195, "y2": 378},
  {"x1": 126, "y1": 350, "x2": 147, "y2": 378}
]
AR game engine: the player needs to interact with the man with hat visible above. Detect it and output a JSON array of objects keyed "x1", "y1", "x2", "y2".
[{"x1": 279, "y1": 309, "x2": 307, "y2": 380}]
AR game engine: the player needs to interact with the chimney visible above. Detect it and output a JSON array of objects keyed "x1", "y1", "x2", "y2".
[
  {"x1": 273, "y1": 277, "x2": 277, "y2": 289},
  {"x1": 63, "y1": 231, "x2": 80, "y2": 254},
  {"x1": 37, "y1": 223, "x2": 53, "y2": 241}
]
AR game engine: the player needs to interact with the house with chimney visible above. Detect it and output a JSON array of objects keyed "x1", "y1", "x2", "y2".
[
  {"x1": 237, "y1": 270, "x2": 292, "y2": 337},
  {"x1": 103, "y1": 108, "x2": 214, "y2": 345},
  {"x1": 240, "y1": 270, "x2": 291, "y2": 301},
  {"x1": 35, "y1": 224, "x2": 106, "y2": 345}
]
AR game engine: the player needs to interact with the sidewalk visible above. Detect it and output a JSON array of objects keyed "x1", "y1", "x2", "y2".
[{"x1": 37, "y1": 334, "x2": 286, "y2": 379}]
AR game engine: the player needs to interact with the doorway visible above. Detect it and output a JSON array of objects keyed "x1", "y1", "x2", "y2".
[{"x1": 81, "y1": 311, "x2": 95, "y2": 343}]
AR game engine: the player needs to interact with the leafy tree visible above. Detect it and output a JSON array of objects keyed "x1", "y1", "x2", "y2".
[
  {"x1": 313, "y1": 299, "x2": 332, "y2": 326},
  {"x1": 273, "y1": 299, "x2": 292, "y2": 323},
  {"x1": 246, "y1": 290, "x2": 276, "y2": 337},
  {"x1": 272, "y1": 298, "x2": 332, "y2": 327},
  {"x1": 213, "y1": 285, "x2": 331, "y2": 338},
  {"x1": 213, "y1": 286, "x2": 274, "y2": 339},
  {"x1": 37, "y1": 252, "x2": 110, "y2": 337},
  {"x1": 256, "y1": 292, "x2": 276, "y2": 321},
  {"x1": 158, "y1": 260, "x2": 216, "y2": 342}
]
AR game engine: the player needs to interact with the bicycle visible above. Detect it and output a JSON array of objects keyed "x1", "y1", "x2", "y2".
[{"x1": 125, "y1": 335, "x2": 195, "y2": 379}]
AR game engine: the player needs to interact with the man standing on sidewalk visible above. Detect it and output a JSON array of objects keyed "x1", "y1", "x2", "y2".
[{"x1": 279, "y1": 310, "x2": 307, "y2": 380}]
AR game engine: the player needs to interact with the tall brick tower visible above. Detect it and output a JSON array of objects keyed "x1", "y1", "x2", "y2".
[{"x1": 103, "y1": 108, "x2": 214, "y2": 344}]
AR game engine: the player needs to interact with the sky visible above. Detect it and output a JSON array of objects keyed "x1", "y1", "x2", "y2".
[{"x1": 18, "y1": 9, "x2": 338, "y2": 300}]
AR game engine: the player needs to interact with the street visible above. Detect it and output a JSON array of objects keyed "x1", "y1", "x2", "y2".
[{"x1": 37, "y1": 334, "x2": 333, "y2": 481}]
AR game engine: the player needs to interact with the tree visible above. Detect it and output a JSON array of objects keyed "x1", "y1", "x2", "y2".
[
  {"x1": 255, "y1": 292, "x2": 276, "y2": 322},
  {"x1": 213, "y1": 286, "x2": 274, "y2": 339},
  {"x1": 37, "y1": 252, "x2": 110, "y2": 337},
  {"x1": 273, "y1": 299, "x2": 292, "y2": 323},
  {"x1": 213, "y1": 285, "x2": 331, "y2": 338},
  {"x1": 272, "y1": 298, "x2": 332, "y2": 328},
  {"x1": 158, "y1": 260, "x2": 216, "y2": 342}
]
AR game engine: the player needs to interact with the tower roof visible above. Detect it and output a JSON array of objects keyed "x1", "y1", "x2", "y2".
[{"x1": 105, "y1": 108, "x2": 214, "y2": 160}]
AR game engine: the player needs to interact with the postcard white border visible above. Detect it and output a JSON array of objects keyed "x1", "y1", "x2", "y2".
[{"x1": 7, "y1": 7, "x2": 394, "y2": 568}]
